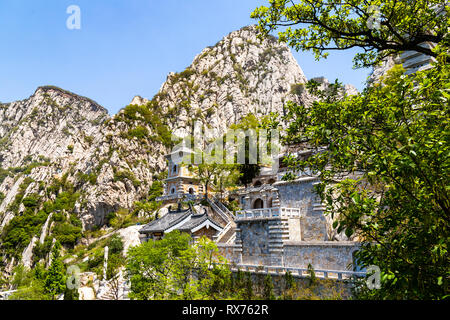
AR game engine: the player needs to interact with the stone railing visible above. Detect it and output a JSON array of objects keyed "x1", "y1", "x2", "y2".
[
  {"x1": 156, "y1": 193, "x2": 199, "y2": 202},
  {"x1": 235, "y1": 207, "x2": 303, "y2": 220},
  {"x1": 213, "y1": 198, "x2": 234, "y2": 219},
  {"x1": 215, "y1": 221, "x2": 235, "y2": 243},
  {"x1": 207, "y1": 198, "x2": 232, "y2": 223},
  {"x1": 276, "y1": 169, "x2": 313, "y2": 181},
  {"x1": 223, "y1": 263, "x2": 366, "y2": 281}
]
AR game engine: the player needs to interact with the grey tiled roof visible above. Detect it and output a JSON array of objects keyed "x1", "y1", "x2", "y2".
[
  {"x1": 178, "y1": 213, "x2": 222, "y2": 232},
  {"x1": 139, "y1": 205, "x2": 223, "y2": 235},
  {"x1": 139, "y1": 208, "x2": 191, "y2": 234}
]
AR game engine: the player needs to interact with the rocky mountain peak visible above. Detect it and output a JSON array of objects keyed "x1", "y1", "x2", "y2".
[
  {"x1": 0, "y1": 86, "x2": 109, "y2": 169},
  {"x1": 133, "y1": 25, "x2": 310, "y2": 140},
  {"x1": 130, "y1": 95, "x2": 150, "y2": 106}
]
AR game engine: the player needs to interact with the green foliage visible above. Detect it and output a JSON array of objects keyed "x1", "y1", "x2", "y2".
[
  {"x1": 53, "y1": 222, "x2": 82, "y2": 246},
  {"x1": 77, "y1": 171, "x2": 98, "y2": 185},
  {"x1": 106, "y1": 252, "x2": 125, "y2": 280},
  {"x1": 7, "y1": 263, "x2": 50, "y2": 300},
  {"x1": 131, "y1": 180, "x2": 164, "y2": 219},
  {"x1": 87, "y1": 248, "x2": 104, "y2": 270},
  {"x1": 121, "y1": 101, "x2": 174, "y2": 148},
  {"x1": 3, "y1": 160, "x2": 51, "y2": 178},
  {"x1": 63, "y1": 286, "x2": 79, "y2": 300},
  {"x1": 251, "y1": 0, "x2": 448, "y2": 68},
  {"x1": 189, "y1": 160, "x2": 238, "y2": 200},
  {"x1": 244, "y1": 272, "x2": 254, "y2": 300},
  {"x1": 171, "y1": 68, "x2": 196, "y2": 82},
  {"x1": 9, "y1": 279, "x2": 50, "y2": 300},
  {"x1": 109, "y1": 208, "x2": 134, "y2": 230},
  {"x1": 282, "y1": 271, "x2": 296, "y2": 299},
  {"x1": 107, "y1": 234, "x2": 124, "y2": 255},
  {"x1": 307, "y1": 263, "x2": 316, "y2": 286},
  {"x1": 44, "y1": 245, "x2": 66, "y2": 299},
  {"x1": 40, "y1": 187, "x2": 84, "y2": 248},
  {"x1": 11, "y1": 264, "x2": 35, "y2": 288},
  {"x1": 126, "y1": 231, "x2": 231, "y2": 300},
  {"x1": 1, "y1": 210, "x2": 48, "y2": 258},
  {"x1": 0, "y1": 168, "x2": 10, "y2": 184},
  {"x1": 290, "y1": 83, "x2": 305, "y2": 96},
  {"x1": 263, "y1": 274, "x2": 275, "y2": 300},
  {"x1": 0, "y1": 175, "x2": 84, "y2": 256},
  {"x1": 54, "y1": 191, "x2": 80, "y2": 211},
  {"x1": 22, "y1": 193, "x2": 40, "y2": 209},
  {"x1": 33, "y1": 237, "x2": 53, "y2": 264},
  {"x1": 282, "y1": 53, "x2": 449, "y2": 299},
  {"x1": 127, "y1": 125, "x2": 149, "y2": 140},
  {"x1": 148, "y1": 180, "x2": 164, "y2": 201},
  {"x1": 84, "y1": 134, "x2": 94, "y2": 145},
  {"x1": 114, "y1": 169, "x2": 141, "y2": 188}
]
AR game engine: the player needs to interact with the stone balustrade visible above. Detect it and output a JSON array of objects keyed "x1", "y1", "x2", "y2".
[
  {"x1": 156, "y1": 193, "x2": 199, "y2": 202},
  {"x1": 235, "y1": 207, "x2": 303, "y2": 220},
  {"x1": 222, "y1": 263, "x2": 366, "y2": 281}
]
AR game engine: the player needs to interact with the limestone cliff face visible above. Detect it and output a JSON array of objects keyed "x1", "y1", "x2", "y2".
[
  {"x1": 145, "y1": 25, "x2": 309, "y2": 139},
  {"x1": 0, "y1": 25, "x2": 355, "y2": 262},
  {"x1": 72, "y1": 26, "x2": 316, "y2": 228},
  {"x1": 0, "y1": 86, "x2": 108, "y2": 168},
  {"x1": 0, "y1": 86, "x2": 108, "y2": 230}
]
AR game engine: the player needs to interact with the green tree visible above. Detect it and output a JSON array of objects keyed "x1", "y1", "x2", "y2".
[
  {"x1": 263, "y1": 274, "x2": 275, "y2": 300},
  {"x1": 11, "y1": 264, "x2": 34, "y2": 288},
  {"x1": 9, "y1": 264, "x2": 50, "y2": 300},
  {"x1": 108, "y1": 234, "x2": 124, "y2": 255},
  {"x1": 244, "y1": 272, "x2": 254, "y2": 300},
  {"x1": 281, "y1": 54, "x2": 449, "y2": 299},
  {"x1": 251, "y1": 0, "x2": 449, "y2": 68},
  {"x1": 63, "y1": 286, "x2": 79, "y2": 300},
  {"x1": 189, "y1": 159, "x2": 241, "y2": 201},
  {"x1": 126, "y1": 231, "x2": 231, "y2": 300},
  {"x1": 214, "y1": 164, "x2": 241, "y2": 200},
  {"x1": 126, "y1": 231, "x2": 193, "y2": 299},
  {"x1": 9, "y1": 280, "x2": 50, "y2": 300},
  {"x1": 44, "y1": 242, "x2": 66, "y2": 299},
  {"x1": 283, "y1": 271, "x2": 296, "y2": 299}
]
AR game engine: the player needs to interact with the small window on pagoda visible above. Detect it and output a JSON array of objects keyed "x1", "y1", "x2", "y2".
[
  {"x1": 173, "y1": 165, "x2": 178, "y2": 174},
  {"x1": 170, "y1": 187, "x2": 176, "y2": 194},
  {"x1": 189, "y1": 188, "x2": 195, "y2": 194}
]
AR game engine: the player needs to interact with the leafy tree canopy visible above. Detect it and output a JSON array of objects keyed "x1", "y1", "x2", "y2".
[
  {"x1": 281, "y1": 52, "x2": 449, "y2": 299},
  {"x1": 126, "y1": 231, "x2": 230, "y2": 300},
  {"x1": 251, "y1": 0, "x2": 449, "y2": 67}
]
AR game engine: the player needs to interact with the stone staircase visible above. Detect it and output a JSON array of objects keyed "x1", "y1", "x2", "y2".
[
  {"x1": 216, "y1": 221, "x2": 236, "y2": 243},
  {"x1": 210, "y1": 198, "x2": 237, "y2": 243},
  {"x1": 207, "y1": 198, "x2": 234, "y2": 225},
  {"x1": 213, "y1": 198, "x2": 234, "y2": 221},
  {"x1": 267, "y1": 218, "x2": 290, "y2": 254},
  {"x1": 96, "y1": 270, "x2": 129, "y2": 300}
]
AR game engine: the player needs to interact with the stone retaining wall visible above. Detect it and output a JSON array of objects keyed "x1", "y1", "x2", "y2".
[
  {"x1": 283, "y1": 241, "x2": 357, "y2": 270},
  {"x1": 217, "y1": 241, "x2": 359, "y2": 272},
  {"x1": 229, "y1": 271, "x2": 354, "y2": 299}
]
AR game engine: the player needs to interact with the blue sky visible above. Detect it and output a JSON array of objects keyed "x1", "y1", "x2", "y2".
[{"x1": 0, "y1": 0, "x2": 371, "y2": 115}]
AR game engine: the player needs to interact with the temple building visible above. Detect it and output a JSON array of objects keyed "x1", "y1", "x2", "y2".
[{"x1": 139, "y1": 203, "x2": 223, "y2": 241}]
